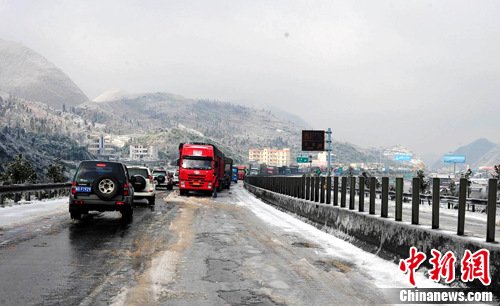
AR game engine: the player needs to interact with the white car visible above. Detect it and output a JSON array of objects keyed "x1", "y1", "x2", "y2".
[
  {"x1": 127, "y1": 166, "x2": 156, "y2": 205},
  {"x1": 173, "y1": 168, "x2": 179, "y2": 185}
]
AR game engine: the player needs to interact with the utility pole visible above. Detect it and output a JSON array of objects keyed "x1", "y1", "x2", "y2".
[{"x1": 326, "y1": 128, "x2": 332, "y2": 176}]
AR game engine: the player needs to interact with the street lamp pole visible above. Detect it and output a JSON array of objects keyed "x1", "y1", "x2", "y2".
[{"x1": 326, "y1": 128, "x2": 332, "y2": 176}]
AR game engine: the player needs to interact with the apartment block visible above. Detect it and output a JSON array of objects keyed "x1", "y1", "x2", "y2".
[{"x1": 248, "y1": 148, "x2": 291, "y2": 167}]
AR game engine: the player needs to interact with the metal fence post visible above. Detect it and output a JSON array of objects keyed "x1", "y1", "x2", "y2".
[
  {"x1": 333, "y1": 176, "x2": 339, "y2": 206},
  {"x1": 326, "y1": 176, "x2": 332, "y2": 204},
  {"x1": 381, "y1": 177, "x2": 388, "y2": 218},
  {"x1": 457, "y1": 178, "x2": 467, "y2": 235},
  {"x1": 304, "y1": 176, "x2": 311, "y2": 201},
  {"x1": 295, "y1": 177, "x2": 299, "y2": 198},
  {"x1": 359, "y1": 176, "x2": 365, "y2": 212},
  {"x1": 432, "y1": 178, "x2": 440, "y2": 229},
  {"x1": 311, "y1": 176, "x2": 317, "y2": 202},
  {"x1": 369, "y1": 177, "x2": 376, "y2": 215},
  {"x1": 412, "y1": 177, "x2": 420, "y2": 225},
  {"x1": 349, "y1": 176, "x2": 356, "y2": 210},
  {"x1": 314, "y1": 176, "x2": 320, "y2": 202},
  {"x1": 486, "y1": 178, "x2": 497, "y2": 242},
  {"x1": 395, "y1": 177, "x2": 403, "y2": 221},
  {"x1": 341, "y1": 177, "x2": 347, "y2": 208},
  {"x1": 301, "y1": 176, "x2": 306, "y2": 199},
  {"x1": 320, "y1": 177, "x2": 326, "y2": 203}
]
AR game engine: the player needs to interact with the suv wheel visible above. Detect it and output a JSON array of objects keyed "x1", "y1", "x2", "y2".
[
  {"x1": 167, "y1": 184, "x2": 173, "y2": 190},
  {"x1": 70, "y1": 212, "x2": 82, "y2": 220},
  {"x1": 131, "y1": 175, "x2": 147, "y2": 191},
  {"x1": 121, "y1": 206, "x2": 133, "y2": 223},
  {"x1": 148, "y1": 196, "x2": 155, "y2": 205},
  {"x1": 93, "y1": 175, "x2": 120, "y2": 200}
]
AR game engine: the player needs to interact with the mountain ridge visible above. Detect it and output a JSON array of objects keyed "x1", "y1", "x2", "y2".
[{"x1": 0, "y1": 38, "x2": 88, "y2": 109}]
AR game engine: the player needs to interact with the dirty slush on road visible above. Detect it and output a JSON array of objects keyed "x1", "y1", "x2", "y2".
[{"x1": 111, "y1": 187, "x2": 387, "y2": 306}]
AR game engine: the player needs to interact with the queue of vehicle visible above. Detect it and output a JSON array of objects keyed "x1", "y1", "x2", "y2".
[{"x1": 69, "y1": 142, "x2": 234, "y2": 221}]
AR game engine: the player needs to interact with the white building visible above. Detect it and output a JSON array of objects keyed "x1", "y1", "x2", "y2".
[
  {"x1": 248, "y1": 148, "x2": 291, "y2": 167},
  {"x1": 129, "y1": 144, "x2": 158, "y2": 161},
  {"x1": 87, "y1": 134, "x2": 116, "y2": 156}
]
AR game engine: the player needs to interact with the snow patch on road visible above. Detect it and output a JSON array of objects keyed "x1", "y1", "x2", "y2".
[
  {"x1": 0, "y1": 198, "x2": 67, "y2": 228},
  {"x1": 235, "y1": 187, "x2": 447, "y2": 290}
]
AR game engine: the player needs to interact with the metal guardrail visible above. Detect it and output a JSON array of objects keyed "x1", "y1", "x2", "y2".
[
  {"x1": 246, "y1": 175, "x2": 499, "y2": 243},
  {"x1": 0, "y1": 182, "x2": 71, "y2": 205}
]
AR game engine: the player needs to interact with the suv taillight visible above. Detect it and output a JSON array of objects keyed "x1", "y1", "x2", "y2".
[
  {"x1": 123, "y1": 183, "x2": 129, "y2": 196},
  {"x1": 149, "y1": 175, "x2": 153, "y2": 183},
  {"x1": 71, "y1": 181, "x2": 77, "y2": 195}
]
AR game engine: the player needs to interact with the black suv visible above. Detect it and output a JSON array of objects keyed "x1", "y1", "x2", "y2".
[
  {"x1": 152, "y1": 168, "x2": 174, "y2": 190},
  {"x1": 69, "y1": 161, "x2": 134, "y2": 221}
]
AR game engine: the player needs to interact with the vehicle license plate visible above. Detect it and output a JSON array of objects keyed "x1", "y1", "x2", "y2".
[{"x1": 76, "y1": 186, "x2": 92, "y2": 193}]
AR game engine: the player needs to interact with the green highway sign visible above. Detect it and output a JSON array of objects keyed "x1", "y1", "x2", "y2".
[{"x1": 296, "y1": 156, "x2": 310, "y2": 163}]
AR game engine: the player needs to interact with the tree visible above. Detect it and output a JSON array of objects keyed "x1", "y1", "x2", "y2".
[
  {"x1": 415, "y1": 169, "x2": 429, "y2": 193},
  {"x1": 1, "y1": 154, "x2": 37, "y2": 184},
  {"x1": 448, "y1": 180, "x2": 456, "y2": 196},
  {"x1": 493, "y1": 165, "x2": 500, "y2": 190},
  {"x1": 46, "y1": 159, "x2": 66, "y2": 183},
  {"x1": 461, "y1": 168, "x2": 473, "y2": 197}
]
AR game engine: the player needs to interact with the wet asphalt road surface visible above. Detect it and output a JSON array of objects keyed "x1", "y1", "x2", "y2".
[
  {"x1": 0, "y1": 185, "x2": 390, "y2": 305},
  {"x1": 0, "y1": 190, "x2": 176, "y2": 306}
]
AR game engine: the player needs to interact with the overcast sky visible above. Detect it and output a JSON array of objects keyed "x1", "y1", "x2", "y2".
[{"x1": 1, "y1": 0, "x2": 500, "y2": 162}]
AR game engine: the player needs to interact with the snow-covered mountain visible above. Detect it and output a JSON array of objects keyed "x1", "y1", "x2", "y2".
[
  {"x1": 0, "y1": 39, "x2": 88, "y2": 109},
  {"x1": 432, "y1": 138, "x2": 499, "y2": 169},
  {"x1": 79, "y1": 91, "x2": 386, "y2": 164}
]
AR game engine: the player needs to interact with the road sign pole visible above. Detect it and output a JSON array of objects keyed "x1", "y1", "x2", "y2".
[{"x1": 326, "y1": 128, "x2": 332, "y2": 176}]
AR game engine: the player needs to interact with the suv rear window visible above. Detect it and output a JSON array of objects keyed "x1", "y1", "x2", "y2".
[
  {"x1": 128, "y1": 168, "x2": 149, "y2": 178},
  {"x1": 153, "y1": 170, "x2": 167, "y2": 176},
  {"x1": 75, "y1": 162, "x2": 126, "y2": 184}
]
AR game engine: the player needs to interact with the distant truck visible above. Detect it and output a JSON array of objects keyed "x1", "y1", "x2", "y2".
[
  {"x1": 222, "y1": 157, "x2": 233, "y2": 189},
  {"x1": 232, "y1": 166, "x2": 238, "y2": 183},
  {"x1": 236, "y1": 166, "x2": 247, "y2": 180},
  {"x1": 178, "y1": 143, "x2": 228, "y2": 196}
]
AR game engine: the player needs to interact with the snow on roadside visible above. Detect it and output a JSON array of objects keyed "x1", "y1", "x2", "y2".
[
  {"x1": 0, "y1": 198, "x2": 68, "y2": 228},
  {"x1": 234, "y1": 187, "x2": 447, "y2": 290}
]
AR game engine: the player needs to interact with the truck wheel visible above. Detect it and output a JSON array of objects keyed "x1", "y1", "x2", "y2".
[{"x1": 179, "y1": 190, "x2": 187, "y2": 196}]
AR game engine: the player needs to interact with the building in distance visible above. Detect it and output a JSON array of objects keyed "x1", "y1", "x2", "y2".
[{"x1": 249, "y1": 148, "x2": 291, "y2": 167}]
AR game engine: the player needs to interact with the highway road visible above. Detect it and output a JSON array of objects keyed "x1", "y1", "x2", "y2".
[{"x1": 0, "y1": 185, "x2": 432, "y2": 305}]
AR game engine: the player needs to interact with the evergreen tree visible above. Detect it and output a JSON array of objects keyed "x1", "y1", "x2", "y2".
[
  {"x1": 46, "y1": 159, "x2": 66, "y2": 183},
  {"x1": 493, "y1": 165, "x2": 500, "y2": 190},
  {"x1": 448, "y1": 180, "x2": 456, "y2": 196},
  {"x1": 1, "y1": 154, "x2": 37, "y2": 184},
  {"x1": 415, "y1": 169, "x2": 429, "y2": 193},
  {"x1": 461, "y1": 168, "x2": 473, "y2": 196}
]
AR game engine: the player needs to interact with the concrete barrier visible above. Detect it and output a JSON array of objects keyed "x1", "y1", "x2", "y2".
[{"x1": 245, "y1": 182, "x2": 500, "y2": 294}]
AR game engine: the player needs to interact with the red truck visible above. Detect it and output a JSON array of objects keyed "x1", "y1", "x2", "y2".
[
  {"x1": 178, "y1": 143, "x2": 226, "y2": 196},
  {"x1": 236, "y1": 165, "x2": 247, "y2": 180}
]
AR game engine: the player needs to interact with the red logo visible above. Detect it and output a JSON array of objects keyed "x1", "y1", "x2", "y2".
[
  {"x1": 429, "y1": 250, "x2": 456, "y2": 283},
  {"x1": 461, "y1": 249, "x2": 491, "y2": 286},
  {"x1": 399, "y1": 248, "x2": 491, "y2": 286},
  {"x1": 399, "y1": 247, "x2": 427, "y2": 286}
]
